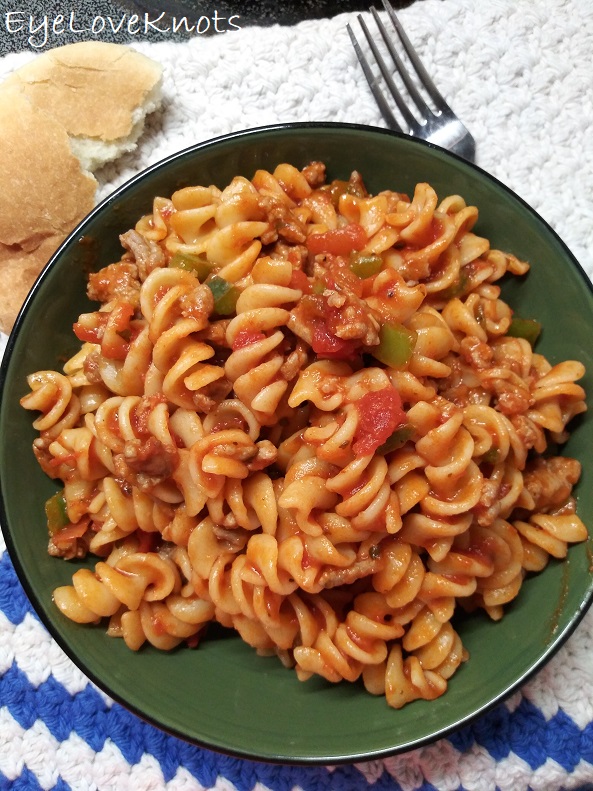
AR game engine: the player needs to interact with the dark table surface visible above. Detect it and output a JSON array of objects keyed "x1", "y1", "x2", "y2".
[{"x1": 0, "y1": 0, "x2": 414, "y2": 54}]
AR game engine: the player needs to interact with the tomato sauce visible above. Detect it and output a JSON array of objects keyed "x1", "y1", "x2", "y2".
[
  {"x1": 306, "y1": 223, "x2": 367, "y2": 256},
  {"x1": 353, "y1": 387, "x2": 406, "y2": 456},
  {"x1": 231, "y1": 330, "x2": 266, "y2": 350}
]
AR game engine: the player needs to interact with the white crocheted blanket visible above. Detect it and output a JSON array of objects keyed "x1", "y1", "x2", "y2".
[{"x1": 1, "y1": 0, "x2": 593, "y2": 789}]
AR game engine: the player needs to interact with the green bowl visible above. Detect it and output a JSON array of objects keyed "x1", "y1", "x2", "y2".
[{"x1": 1, "y1": 123, "x2": 592, "y2": 764}]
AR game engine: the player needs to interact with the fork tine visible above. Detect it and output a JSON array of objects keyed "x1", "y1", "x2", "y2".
[
  {"x1": 349, "y1": 2, "x2": 476, "y2": 160},
  {"x1": 352, "y1": 13, "x2": 418, "y2": 131},
  {"x1": 347, "y1": 21, "x2": 403, "y2": 133},
  {"x1": 381, "y1": 0, "x2": 450, "y2": 113},
  {"x1": 369, "y1": 6, "x2": 430, "y2": 123}
]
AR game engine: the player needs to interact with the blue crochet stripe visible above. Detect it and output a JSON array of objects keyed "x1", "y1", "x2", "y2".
[
  {"x1": 0, "y1": 552, "x2": 34, "y2": 626},
  {"x1": 4, "y1": 658, "x2": 593, "y2": 774},
  {"x1": 0, "y1": 555, "x2": 460, "y2": 791},
  {"x1": 0, "y1": 769, "x2": 71, "y2": 791},
  {"x1": 2, "y1": 551, "x2": 593, "y2": 790},
  {"x1": 450, "y1": 697, "x2": 593, "y2": 772},
  {"x1": 0, "y1": 765, "x2": 451, "y2": 791},
  {"x1": 0, "y1": 662, "x2": 455, "y2": 791}
]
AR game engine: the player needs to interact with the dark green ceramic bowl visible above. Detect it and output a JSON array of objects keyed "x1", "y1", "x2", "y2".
[{"x1": 1, "y1": 123, "x2": 592, "y2": 763}]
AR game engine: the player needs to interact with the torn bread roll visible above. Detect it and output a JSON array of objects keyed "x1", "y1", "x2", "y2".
[
  {"x1": 3, "y1": 41, "x2": 163, "y2": 172},
  {"x1": 0, "y1": 87, "x2": 97, "y2": 334},
  {"x1": 0, "y1": 42, "x2": 164, "y2": 333}
]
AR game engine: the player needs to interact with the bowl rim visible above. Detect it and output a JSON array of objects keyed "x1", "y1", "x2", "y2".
[{"x1": 1, "y1": 120, "x2": 593, "y2": 763}]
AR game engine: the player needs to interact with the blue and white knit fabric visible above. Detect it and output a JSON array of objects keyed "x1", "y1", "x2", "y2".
[{"x1": 2, "y1": 0, "x2": 593, "y2": 788}]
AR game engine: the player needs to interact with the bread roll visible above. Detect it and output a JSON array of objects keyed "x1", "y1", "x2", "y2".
[
  {"x1": 0, "y1": 42, "x2": 164, "y2": 333},
  {"x1": 3, "y1": 41, "x2": 164, "y2": 171},
  {"x1": 0, "y1": 87, "x2": 97, "y2": 334}
]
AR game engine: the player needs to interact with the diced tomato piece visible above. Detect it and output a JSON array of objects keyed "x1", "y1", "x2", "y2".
[
  {"x1": 51, "y1": 520, "x2": 89, "y2": 546},
  {"x1": 73, "y1": 312, "x2": 108, "y2": 344},
  {"x1": 232, "y1": 330, "x2": 266, "y2": 350},
  {"x1": 102, "y1": 302, "x2": 135, "y2": 360},
  {"x1": 102, "y1": 338, "x2": 128, "y2": 360},
  {"x1": 289, "y1": 268, "x2": 312, "y2": 293},
  {"x1": 73, "y1": 324, "x2": 101, "y2": 343},
  {"x1": 111, "y1": 302, "x2": 135, "y2": 331},
  {"x1": 311, "y1": 321, "x2": 360, "y2": 360},
  {"x1": 353, "y1": 387, "x2": 407, "y2": 456},
  {"x1": 306, "y1": 223, "x2": 367, "y2": 256}
]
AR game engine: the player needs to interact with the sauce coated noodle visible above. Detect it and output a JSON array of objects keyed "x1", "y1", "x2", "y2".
[{"x1": 22, "y1": 162, "x2": 588, "y2": 708}]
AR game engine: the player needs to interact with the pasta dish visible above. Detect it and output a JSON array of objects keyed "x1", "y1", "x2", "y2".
[{"x1": 21, "y1": 161, "x2": 588, "y2": 708}]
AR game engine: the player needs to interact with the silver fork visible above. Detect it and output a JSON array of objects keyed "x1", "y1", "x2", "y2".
[{"x1": 347, "y1": 0, "x2": 476, "y2": 162}]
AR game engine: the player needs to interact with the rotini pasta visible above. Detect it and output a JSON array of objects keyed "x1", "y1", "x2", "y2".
[{"x1": 22, "y1": 161, "x2": 588, "y2": 709}]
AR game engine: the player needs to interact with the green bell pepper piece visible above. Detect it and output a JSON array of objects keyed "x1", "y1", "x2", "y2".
[
  {"x1": 377, "y1": 424, "x2": 414, "y2": 454},
  {"x1": 350, "y1": 252, "x2": 383, "y2": 279},
  {"x1": 45, "y1": 490, "x2": 69, "y2": 536},
  {"x1": 169, "y1": 252, "x2": 213, "y2": 282},
  {"x1": 440, "y1": 271, "x2": 469, "y2": 301},
  {"x1": 372, "y1": 323, "x2": 417, "y2": 368},
  {"x1": 207, "y1": 275, "x2": 240, "y2": 316},
  {"x1": 507, "y1": 316, "x2": 542, "y2": 346}
]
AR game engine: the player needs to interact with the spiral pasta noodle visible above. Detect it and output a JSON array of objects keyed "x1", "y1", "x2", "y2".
[{"x1": 22, "y1": 161, "x2": 588, "y2": 709}]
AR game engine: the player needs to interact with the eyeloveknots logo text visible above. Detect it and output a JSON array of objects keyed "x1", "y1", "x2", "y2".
[{"x1": 3, "y1": 9, "x2": 241, "y2": 49}]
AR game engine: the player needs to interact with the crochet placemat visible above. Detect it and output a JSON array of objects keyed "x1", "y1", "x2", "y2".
[{"x1": 1, "y1": 0, "x2": 593, "y2": 788}]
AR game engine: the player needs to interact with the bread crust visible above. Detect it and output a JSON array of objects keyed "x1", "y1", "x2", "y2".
[
  {"x1": 3, "y1": 41, "x2": 163, "y2": 141},
  {"x1": 0, "y1": 42, "x2": 164, "y2": 333},
  {"x1": 0, "y1": 86, "x2": 97, "y2": 333}
]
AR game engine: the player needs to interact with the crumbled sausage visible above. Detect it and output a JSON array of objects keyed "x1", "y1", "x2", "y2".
[
  {"x1": 180, "y1": 283, "x2": 214, "y2": 324},
  {"x1": 301, "y1": 161, "x2": 326, "y2": 188},
  {"x1": 489, "y1": 380, "x2": 532, "y2": 416},
  {"x1": 459, "y1": 336, "x2": 494, "y2": 370},
  {"x1": 119, "y1": 230, "x2": 165, "y2": 280},
  {"x1": 88, "y1": 261, "x2": 141, "y2": 306},
  {"x1": 48, "y1": 533, "x2": 91, "y2": 561},
  {"x1": 123, "y1": 436, "x2": 179, "y2": 478},
  {"x1": 259, "y1": 196, "x2": 307, "y2": 245},
  {"x1": 522, "y1": 456, "x2": 581, "y2": 512},
  {"x1": 318, "y1": 558, "x2": 379, "y2": 588},
  {"x1": 212, "y1": 524, "x2": 249, "y2": 550},
  {"x1": 198, "y1": 319, "x2": 231, "y2": 347},
  {"x1": 32, "y1": 439, "x2": 61, "y2": 479},
  {"x1": 247, "y1": 440, "x2": 278, "y2": 471},
  {"x1": 273, "y1": 242, "x2": 308, "y2": 269},
  {"x1": 510, "y1": 415, "x2": 545, "y2": 452},
  {"x1": 280, "y1": 342, "x2": 309, "y2": 381},
  {"x1": 332, "y1": 299, "x2": 380, "y2": 345},
  {"x1": 82, "y1": 350, "x2": 103, "y2": 384},
  {"x1": 289, "y1": 292, "x2": 380, "y2": 350}
]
